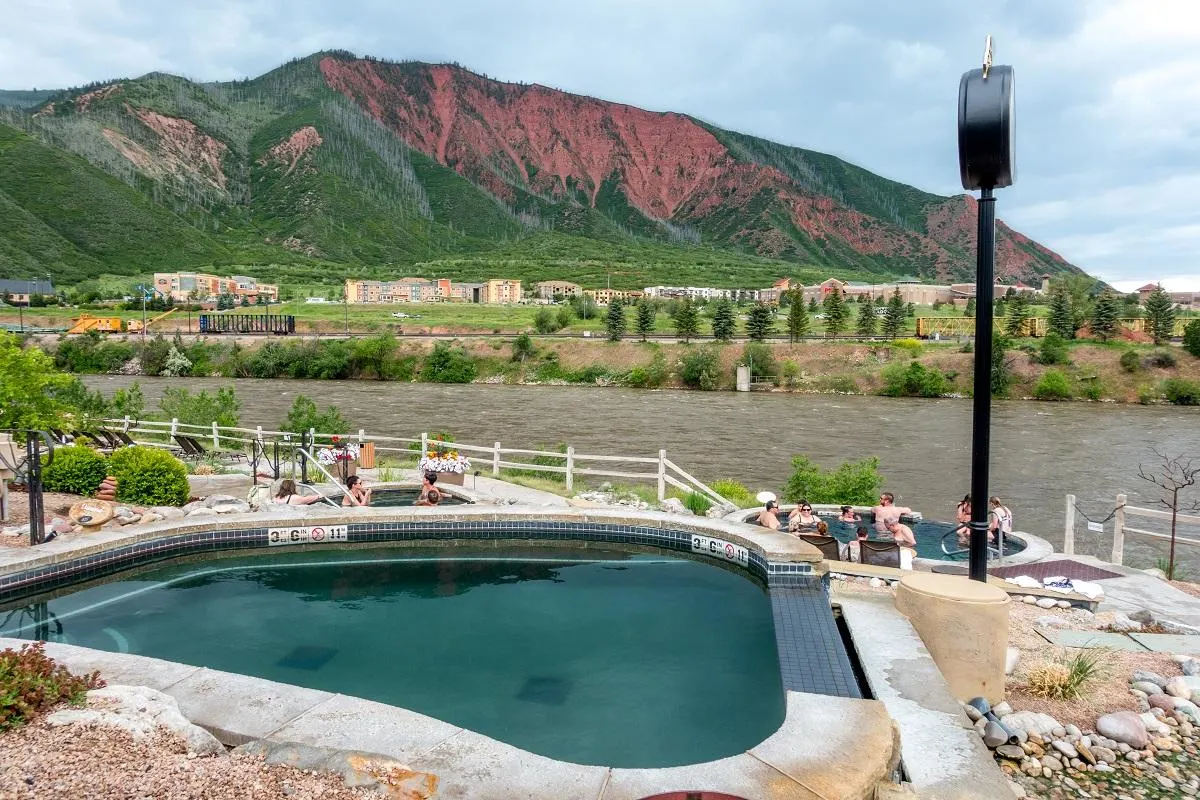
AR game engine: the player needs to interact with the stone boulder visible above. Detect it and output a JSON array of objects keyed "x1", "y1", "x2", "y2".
[
  {"x1": 1096, "y1": 711, "x2": 1149, "y2": 749},
  {"x1": 1131, "y1": 670, "x2": 1168, "y2": 688},
  {"x1": 46, "y1": 685, "x2": 224, "y2": 756},
  {"x1": 1000, "y1": 711, "x2": 1061, "y2": 738},
  {"x1": 150, "y1": 506, "x2": 185, "y2": 520},
  {"x1": 234, "y1": 740, "x2": 436, "y2": 796},
  {"x1": 658, "y1": 498, "x2": 690, "y2": 515},
  {"x1": 210, "y1": 499, "x2": 251, "y2": 515},
  {"x1": 1108, "y1": 612, "x2": 1142, "y2": 632},
  {"x1": 1131, "y1": 680, "x2": 1164, "y2": 696},
  {"x1": 1166, "y1": 676, "x2": 1194, "y2": 700}
]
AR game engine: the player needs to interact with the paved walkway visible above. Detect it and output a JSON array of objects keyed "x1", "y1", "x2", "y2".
[{"x1": 1069, "y1": 555, "x2": 1200, "y2": 631}]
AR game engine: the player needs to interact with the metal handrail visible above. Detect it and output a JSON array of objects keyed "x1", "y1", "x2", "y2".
[{"x1": 296, "y1": 448, "x2": 361, "y2": 506}]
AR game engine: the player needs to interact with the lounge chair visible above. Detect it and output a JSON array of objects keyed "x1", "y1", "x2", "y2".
[
  {"x1": 858, "y1": 540, "x2": 902, "y2": 568},
  {"x1": 798, "y1": 534, "x2": 843, "y2": 562},
  {"x1": 104, "y1": 429, "x2": 136, "y2": 447},
  {"x1": 76, "y1": 429, "x2": 119, "y2": 451},
  {"x1": 173, "y1": 434, "x2": 203, "y2": 459},
  {"x1": 181, "y1": 434, "x2": 245, "y2": 463}
]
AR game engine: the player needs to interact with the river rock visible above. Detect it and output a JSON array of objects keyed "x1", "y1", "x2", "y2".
[
  {"x1": 185, "y1": 506, "x2": 218, "y2": 517},
  {"x1": 1166, "y1": 676, "x2": 1193, "y2": 700},
  {"x1": 1090, "y1": 745, "x2": 1116, "y2": 764},
  {"x1": 1129, "y1": 608, "x2": 1156, "y2": 624},
  {"x1": 1140, "y1": 712, "x2": 1170, "y2": 735},
  {"x1": 1150, "y1": 693, "x2": 1183, "y2": 711},
  {"x1": 1108, "y1": 612, "x2": 1142, "y2": 631},
  {"x1": 1035, "y1": 615, "x2": 1072, "y2": 628},
  {"x1": 993, "y1": 701, "x2": 1013, "y2": 718},
  {"x1": 983, "y1": 721, "x2": 1009, "y2": 748},
  {"x1": 1065, "y1": 723, "x2": 1082, "y2": 738},
  {"x1": 1005, "y1": 647, "x2": 1020, "y2": 676},
  {"x1": 210, "y1": 499, "x2": 251, "y2": 515},
  {"x1": 1035, "y1": 597, "x2": 1058, "y2": 609},
  {"x1": 150, "y1": 506, "x2": 185, "y2": 520},
  {"x1": 1183, "y1": 659, "x2": 1200, "y2": 677},
  {"x1": 658, "y1": 497, "x2": 689, "y2": 515},
  {"x1": 182, "y1": 500, "x2": 206, "y2": 514},
  {"x1": 1133, "y1": 670, "x2": 1169, "y2": 688},
  {"x1": 1096, "y1": 711, "x2": 1149, "y2": 748},
  {"x1": 1076, "y1": 742, "x2": 1097, "y2": 765},
  {"x1": 202, "y1": 494, "x2": 240, "y2": 508},
  {"x1": 1022, "y1": 595, "x2": 1037, "y2": 605},
  {"x1": 1001, "y1": 712, "x2": 1061, "y2": 738},
  {"x1": 1041, "y1": 755, "x2": 1063, "y2": 772},
  {"x1": 964, "y1": 704, "x2": 983, "y2": 722},
  {"x1": 46, "y1": 685, "x2": 223, "y2": 756},
  {"x1": 1056, "y1": 600, "x2": 1072, "y2": 609},
  {"x1": 996, "y1": 744, "x2": 1025, "y2": 760},
  {"x1": 1133, "y1": 680, "x2": 1165, "y2": 696},
  {"x1": 1052, "y1": 740, "x2": 1079, "y2": 759}
]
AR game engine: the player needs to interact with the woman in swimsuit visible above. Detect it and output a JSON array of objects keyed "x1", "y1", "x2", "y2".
[
  {"x1": 788, "y1": 502, "x2": 820, "y2": 534},
  {"x1": 273, "y1": 479, "x2": 322, "y2": 505}
]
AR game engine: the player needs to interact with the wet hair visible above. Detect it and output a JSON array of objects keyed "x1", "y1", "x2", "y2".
[
  {"x1": 816, "y1": 521, "x2": 829, "y2": 535},
  {"x1": 424, "y1": 471, "x2": 438, "y2": 485},
  {"x1": 960, "y1": 494, "x2": 971, "y2": 505},
  {"x1": 989, "y1": 496, "x2": 1002, "y2": 506},
  {"x1": 275, "y1": 478, "x2": 297, "y2": 498},
  {"x1": 880, "y1": 492, "x2": 895, "y2": 504},
  {"x1": 856, "y1": 526, "x2": 869, "y2": 539},
  {"x1": 427, "y1": 489, "x2": 441, "y2": 506},
  {"x1": 765, "y1": 500, "x2": 777, "y2": 511},
  {"x1": 346, "y1": 476, "x2": 360, "y2": 488},
  {"x1": 841, "y1": 505, "x2": 852, "y2": 513}
]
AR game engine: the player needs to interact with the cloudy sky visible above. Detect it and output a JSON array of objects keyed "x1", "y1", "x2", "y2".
[{"x1": 3, "y1": 0, "x2": 1197, "y2": 290}]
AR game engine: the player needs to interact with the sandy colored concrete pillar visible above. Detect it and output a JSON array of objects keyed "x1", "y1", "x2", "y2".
[{"x1": 894, "y1": 573, "x2": 1010, "y2": 703}]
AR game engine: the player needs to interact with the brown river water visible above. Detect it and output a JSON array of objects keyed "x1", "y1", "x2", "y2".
[{"x1": 82, "y1": 376, "x2": 1200, "y2": 568}]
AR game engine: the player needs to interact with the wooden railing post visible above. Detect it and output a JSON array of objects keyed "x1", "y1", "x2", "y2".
[
  {"x1": 212, "y1": 421, "x2": 220, "y2": 449},
  {"x1": 1063, "y1": 494, "x2": 1075, "y2": 556},
  {"x1": 123, "y1": 415, "x2": 131, "y2": 432},
  {"x1": 1112, "y1": 493, "x2": 1126, "y2": 565},
  {"x1": 657, "y1": 449, "x2": 667, "y2": 502},
  {"x1": 358, "y1": 428, "x2": 365, "y2": 444},
  {"x1": 420, "y1": 432, "x2": 428, "y2": 455},
  {"x1": 170, "y1": 418, "x2": 178, "y2": 438},
  {"x1": 565, "y1": 446, "x2": 574, "y2": 492},
  {"x1": 493, "y1": 442, "x2": 501, "y2": 476}
]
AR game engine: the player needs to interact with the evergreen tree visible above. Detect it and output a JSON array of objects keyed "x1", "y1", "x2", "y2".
[
  {"x1": 964, "y1": 297, "x2": 976, "y2": 317},
  {"x1": 808, "y1": 296, "x2": 819, "y2": 313},
  {"x1": 710, "y1": 299, "x2": 736, "y2": 342},
  {"x1": 823, "y1": 290, "x2": 849, "y2": 337},
  {"x1": 746, "y1": 303, "x2": 775, "y2": 341},
  {"x1": 635, "y1": 300, "x2": 656, "y2": 341},
  {"x1": 240, "y1": 296, "x2": 250, "y2": 307},
  {"x1": 1144, "y1": 285, "x2": 1177, "y2": 345},
  {"x1": 785, "y1": 290, "x2": 809, "y2": 342},
  {"x1": 1090, "y1": 291, "x2": 1120, "y2": 342},
  {"x1": 605, "y1": 300, "x2": 627, "y2": 342},
  {"x1": 994, "y1": 298, "x2": 1007, "y2": 317},
  {"x1": 1048, "y1": 286, "x2": 1075, "y2": 339},
  {"x1": 672, "y1": 299, "x2": 700, "y2": 343},
  {"x1": 881, "y1": 288, "x2": 905, "y2": 339},
  {"x1": 856, "y1": 296, "x2": 877, "y2": 336},
  {"x1": 1004, "y1": 294, "x2": 1031, "y2": 337},
  {"x1": 1183, "y1": 319, "x2": 1200, "y2": 359}
]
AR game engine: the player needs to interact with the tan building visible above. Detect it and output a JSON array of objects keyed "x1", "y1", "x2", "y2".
[
  {"x1": 584, "y1": 288, "x2": 644, "y2": 306},
  {"x1": 534, "y1": 280, "x2": 583, "y2": 300},
  {"x1": 0, "y1": 279, "x2": 56, "y2": 305},
  {"x1": 154, "y1": 272, "x2": 278, "y2": 303},
  {"x1": 484, "y1": 279, "x2": 523, "y2": 304}
]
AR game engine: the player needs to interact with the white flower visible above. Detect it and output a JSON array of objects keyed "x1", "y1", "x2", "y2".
[{"x1": 417, "y1": 455, "x2": 472, "y2": 474}]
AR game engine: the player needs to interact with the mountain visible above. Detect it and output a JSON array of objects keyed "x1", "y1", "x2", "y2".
[{"x1": 0, "y1": 52, "x2": 1085, "y2": 288}]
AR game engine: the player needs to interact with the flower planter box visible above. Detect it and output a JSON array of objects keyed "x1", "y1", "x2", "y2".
[{"x1": 434, "y1": 470, "x2": 464, "y2": 486}]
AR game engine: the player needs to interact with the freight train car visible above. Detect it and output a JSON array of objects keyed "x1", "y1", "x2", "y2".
[
  {"x1": 915, "y1": 316, "x2": 1047, "y2": 338},
  {"x1": 199, "y1": 313, "x2": 296, "y2": 335}
]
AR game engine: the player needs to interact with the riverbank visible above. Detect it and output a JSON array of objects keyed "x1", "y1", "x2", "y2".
[{"x1": 43, "y1": 333, "x2": 1200, "y2": 405}]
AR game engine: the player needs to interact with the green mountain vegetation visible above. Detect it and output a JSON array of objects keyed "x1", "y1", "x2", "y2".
[{"x1": 0, "y1": 52, "x2": 1087, "y2": 290}]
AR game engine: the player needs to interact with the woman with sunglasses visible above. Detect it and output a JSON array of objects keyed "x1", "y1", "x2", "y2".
[{"x1": 787, "y1": 501, "x2": 820, "y2": 534}]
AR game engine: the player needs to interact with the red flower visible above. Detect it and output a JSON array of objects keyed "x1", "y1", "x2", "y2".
[{"x1": 331, "y1": 435, "x2": 340, "y2": 443}]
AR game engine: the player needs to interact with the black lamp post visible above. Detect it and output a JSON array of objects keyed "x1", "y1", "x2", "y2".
[{"x1": 958, "y1": 37, "x2": 1015, "y2": 582}]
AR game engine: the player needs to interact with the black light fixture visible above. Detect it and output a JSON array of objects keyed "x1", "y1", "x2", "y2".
[{"x1": 958, "y1": 36, "x2": 1016, "y2": 581}]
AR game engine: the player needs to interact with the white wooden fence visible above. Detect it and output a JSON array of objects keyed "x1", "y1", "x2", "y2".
[
  {"x1": 104, "y1": 417, "x2": 728, "y2": 506},
  {"x1": 1064, "y1": 492, "x2": 1200, "y2": 565}
]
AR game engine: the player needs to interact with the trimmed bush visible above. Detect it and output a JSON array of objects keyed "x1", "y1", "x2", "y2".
[
  {"x1": 1033, "y1": 370, "x2": 1073, "y2": 400},
  {"x1": 1119, "y1": 350, "x2": 1141, "y2": 373},
  {"x1": 1162, "y1": 378, "x2": 1200, "y2": 406},
  {"x1": 107, "y1": 446, "x2": 190, "y2": 506},
  {"x1": 41, "y1": 446, "x2": 108, "y2": 496}
]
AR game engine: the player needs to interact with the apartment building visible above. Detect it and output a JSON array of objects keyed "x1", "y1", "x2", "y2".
[
  {"x1": 484, "y1": 279, "x2": 523, "y2": 305},
  {"x1": 534, "y1": 280, "x2": 583, "y2": 300},
  {"x1": 154, "y1": 272, "x2": 278, "y2": 303},
  {"x1": 584, "y1": 288, "x2": 644, "y2": 306},
  {"x1": 345, "y1": 278, "x2": 521, "y2": 305}
]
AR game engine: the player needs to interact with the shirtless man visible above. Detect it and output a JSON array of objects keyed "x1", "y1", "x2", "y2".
[
  {"x1": 885, "y1": 519, "x2": 916, "y2": 548},
  {"x1": 872, "y1": 492, "x2": 911, "y2": 535},
  {"x1": 757, "y1": 500, "x2": 781, "y2": 530}
]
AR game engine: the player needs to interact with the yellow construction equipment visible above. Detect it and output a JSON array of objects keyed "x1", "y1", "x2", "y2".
[
  {"x1": 915, "y1": 316, "x2": 1047, "y2": 338},
  {"x1": 68, "y1": 314, "x2": 125, "y2": 334},
  {"x1": 127, "y1": 308, "x2": 176, "y2": 333}
]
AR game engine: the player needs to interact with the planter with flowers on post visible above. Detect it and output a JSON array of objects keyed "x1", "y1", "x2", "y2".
[{"x1": 317, "y1": 437, "x2": 359, "y2": 482}]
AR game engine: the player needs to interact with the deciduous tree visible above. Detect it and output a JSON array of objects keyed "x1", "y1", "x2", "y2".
[{"x1": 1137, "y1": 449, "x2": 1200, "y2": 581}]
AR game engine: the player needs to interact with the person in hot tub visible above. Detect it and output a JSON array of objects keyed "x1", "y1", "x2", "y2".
[
  {"x1": 872, "y1": 492, "x2": 912, "y2": 535},
  {"x1": 757, "y1": 500, "x2": 781, "y2": 530}
]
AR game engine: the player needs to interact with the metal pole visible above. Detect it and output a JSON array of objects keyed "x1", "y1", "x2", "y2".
[{"x1": 968, "y1": 187, "x2": 996, "y2": 581}]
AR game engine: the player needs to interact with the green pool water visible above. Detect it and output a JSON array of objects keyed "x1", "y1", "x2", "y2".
[{"x1": 3, "y1": 546, "x2": 785, "y2": 767}]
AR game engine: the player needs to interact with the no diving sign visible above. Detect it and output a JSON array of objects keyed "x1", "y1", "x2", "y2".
[
  {"x1": 268, "y1": 525, "x2": 349, "y2": 546},
  {"x1": 691, "y1": 534, "x2": 749, "y2": 567}
]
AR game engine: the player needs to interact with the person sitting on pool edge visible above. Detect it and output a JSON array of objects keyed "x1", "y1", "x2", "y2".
[
  {"x1": 415, "y1": 471, "x2": 442, "y2": 506},
  {"x1": 757, "y1": 500, "x2": 780, "y2": 530},
  {"x1": 342, "y1": 475, "x2": 372, "y2": 507}
]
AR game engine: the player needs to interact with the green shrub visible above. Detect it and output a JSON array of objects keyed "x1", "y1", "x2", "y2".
[
  {"x1": 0, "y1": 642, "x2": 104, "y2": 730},
  {"x1": 1137, "y1": 385, "x2": 1159, "y2": 405},
  {"x1": 1162, "y1": 378, "x2": 1200, "y2": 406},
  {"x1": 1034, "y1": 332, "x2": 1070, "y2": 365},
  {"x1": 1080, "y1": 378, "x2": 1104, "y2": 401},
  {"x1": 1184, "y1": 320, "x2": 1200, "y2": 358},
  {"x1": 879, "y1": 362, "x2": 948, "y2": 397},
  {"x1": 738, "y1": 342, "x2": 775, "y2": 379},
  {"x1": 159, "y1": 386, "x2": 240, "y2": 427},
  {"x1": 683, "y1": 492, "x2": 712, "y2": 515},
  {"x1": 511, "y1": 334, "x2": 536, "y2": 362},
  {"x1": 502, "y1": 443, "x2": 567, "y2": 483},
  {"x1": 783, "y1": 455, "x2": 883, "y2": 505},
  {"x1": 626, "y1": 349, "x2": 668, "y2": 388},
  {"x1": 108, "y1": 446, "x2": 190, "y2": 506},
  {"x1": 1147, "y1": 350, "x2": 1177, "y2": 369},
  {"x1": 891, "y1": 338, "x2": 923, "y2": 357},
  {"x1": 421, "y1": 342, "x2": 477, "y2": 383},
  {"x1": 1033, "y1": 370, "x2": 1073, "y2": 400},
  {"x1": 41, "y1": 446, "x2": 109, "y2": 496},
  {"x1": 111, "y1": 382, "x2": 145, "y2": 420},
  {"x1": 282, "y1": 395, "x2": 347, "y2": 435},
  {"x1": 780, "y1": 359, "x2": 800, "y2": 388},
  {"x1": 818, "y1": 375, "x2": 858, "y2": 394},
  {"x1": 680, "y1": 346, "x2": 721, "y2": 390},
  {"x1": 711, "y1": 479, "x2": 756, "y2": 508},
  {"x1": 1119, "y1": 350, "x2": 1141, "y2": 373}
]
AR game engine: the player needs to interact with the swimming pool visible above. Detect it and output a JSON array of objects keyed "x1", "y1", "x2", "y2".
[
  {"x1": 368, "y1": 487, "x2": 468, "y2": 507},
  {"x1": 746, "y1": 511, "x2": 1026, "y2": 561},
  {"x1": 0, "y1": 546, "x2": 785, "y2": 768}
]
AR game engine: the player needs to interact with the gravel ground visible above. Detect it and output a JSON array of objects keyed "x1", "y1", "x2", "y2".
[
  {"x1": 0, "y1": 717, "x2": 376, "y2": 800},
  {"x1": 1, "y1": 490, "x2": 87, "y2": 548}
]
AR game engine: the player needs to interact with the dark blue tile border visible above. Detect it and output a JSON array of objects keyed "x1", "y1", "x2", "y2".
[{"x1": 0, "y1": 520, "x2": 861, "y2": 699}]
